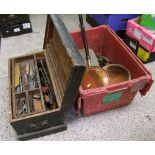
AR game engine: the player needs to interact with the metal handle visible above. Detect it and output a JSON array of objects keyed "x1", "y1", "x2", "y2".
[
  {"x1": 30, "y1": 120, "x2": 48, "y2": 129},
  {"x1": 79, "y1": 14, "x2": 91, "y2": 67}
]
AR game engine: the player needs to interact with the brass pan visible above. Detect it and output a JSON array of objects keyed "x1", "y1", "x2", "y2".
[{"x1": 103, "y1": 64, "x2": 131, "y2": 85}]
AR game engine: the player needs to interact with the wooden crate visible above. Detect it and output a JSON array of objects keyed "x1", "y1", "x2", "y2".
[{"x1": 9, "y1": 15, "x2": 86, "y2": 140}]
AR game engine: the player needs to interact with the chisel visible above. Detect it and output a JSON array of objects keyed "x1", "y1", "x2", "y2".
[{"x1": 15, "y1": 63, "x2": 20, "y2": 88}]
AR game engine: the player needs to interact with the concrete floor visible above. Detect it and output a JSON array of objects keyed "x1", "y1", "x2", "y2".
[{"x1": 0, "y1": 14, "x2": 155, "y2": 141}]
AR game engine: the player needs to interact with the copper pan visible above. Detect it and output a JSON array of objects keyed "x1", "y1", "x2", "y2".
[
  {"x1": 81, "y1": 66, "x2": 110, "y2": 90},
  {"x1": 79, "y1": 14, "x2": 110, "y2": 90},
  {"x1": 103, "y1": 64, "x2": 131, "y2": 85}
]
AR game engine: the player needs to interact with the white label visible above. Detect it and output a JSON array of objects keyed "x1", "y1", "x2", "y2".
[
  {"x1": 14, "y1": 28, "x2": 20, "y2": 32},
  {"x1": 129, "y1": 41, "x2": 136, "y2": 50},
  {"x1": 128, "y1": 27, "x2": 133, "y2": 33},
  {"x1": 133, "y1": 28, "x2": 142, "y2": 40},
  {"x1": 142, "y1": 35, "x2": 153, "y2": 45},
  {"x1": 148, "y1": 29, "x2": 155, "y2": 35},
  {"x1": 22, "y1": 23, "x2": 31, "y2": 29}
]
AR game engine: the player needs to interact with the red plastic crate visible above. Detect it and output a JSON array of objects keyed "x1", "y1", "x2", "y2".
[{"x1": 71, "y1": 26, "x2": 153, "y2": 116}]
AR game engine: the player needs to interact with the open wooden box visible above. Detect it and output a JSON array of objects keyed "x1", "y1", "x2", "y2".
[{"x1": 9, "y1": 15, "x2": 86, "y2": 140}]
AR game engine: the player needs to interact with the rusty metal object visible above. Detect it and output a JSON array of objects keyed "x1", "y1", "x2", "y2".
[
  {"x1": 29, "y1": 93, "x2": 42, "y2": 113},
  {"x1": 33, "y1": 99, "x2": 42, "y2": 113},
  {"x1": 16, "y1": 96, "x2": 27, "y2": 116},
  {"x1": 103, "y1": 64, "x2": 131, "y2": 85},
  {"x1": 97, "y1": 56, "x2": 111, "y2": 67}
]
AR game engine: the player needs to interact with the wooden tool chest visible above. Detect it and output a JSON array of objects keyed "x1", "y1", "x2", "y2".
[{"x1": 9, "y1": 15, "x2": 86, "y2": 140}]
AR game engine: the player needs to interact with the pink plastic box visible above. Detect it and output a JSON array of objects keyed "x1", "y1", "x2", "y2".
[{"x1": 126, "y1": 17, "x2": 155, "y2": 52}]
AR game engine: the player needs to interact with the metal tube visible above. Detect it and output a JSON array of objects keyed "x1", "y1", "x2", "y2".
[{"x1": 78, "y1": 14, "x2": 91, "y2": 67}]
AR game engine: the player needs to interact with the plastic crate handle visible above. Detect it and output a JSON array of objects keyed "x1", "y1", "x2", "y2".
[
  {"x1": 130, "y1": 77, "x2": 153, "y2": 96},
  {"x1": 139, "y1": 79, "x2": 153, "y2": 96}
]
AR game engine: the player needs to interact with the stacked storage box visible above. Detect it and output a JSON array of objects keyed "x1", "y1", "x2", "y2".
[
  {"x1": 124, "y1": 15, "x2": 155, "y2": 63},
  {"x1": 0, "y1": 14, "x2": 32, "y2": 38},
  {"x1": 86, "y1": 14, "x2": 140, "y2": 39}
]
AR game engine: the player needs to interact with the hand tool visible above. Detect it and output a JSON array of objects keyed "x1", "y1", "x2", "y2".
[
  {"x1": 78, "y1": 14, "x2": 110, "y2": 90},
  {"x1": 17, "y1": 96, "x2": 27, "y2": 116},
  {"x1": 33, "y1": 98, "x2": 42, "y2": 113},
  {"x1": 29, "y1": 95, "x2": 35, "y2": 112},
  {"x1": 29, "y1": 93, "x2": 42, "y2": 113},
  {"x1": 79, "y1": 14, "x2": 91, "y2": 67},
  {"x1": 37, "y1": 59, "x2": 56, "y2": 110},
  {"x1": 15, "y1": 63, "x2": 20, "y2": 88}
]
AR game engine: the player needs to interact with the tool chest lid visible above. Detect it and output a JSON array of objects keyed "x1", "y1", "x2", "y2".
[{"x1": 43, "y1": 14, "x2": 86, "y2": 109}]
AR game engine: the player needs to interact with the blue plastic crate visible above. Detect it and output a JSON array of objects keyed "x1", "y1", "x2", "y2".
[{"x1": 88, "y1": 14, "x2": 140, "y2": 31}]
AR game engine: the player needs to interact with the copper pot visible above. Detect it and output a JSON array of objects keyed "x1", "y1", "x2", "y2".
[
  {"x1": 81, "y1": 66, "x2": 110, "y2": 90},
  {"x1": 103, "y1": 64, "x2": 131, "y2": 85}
]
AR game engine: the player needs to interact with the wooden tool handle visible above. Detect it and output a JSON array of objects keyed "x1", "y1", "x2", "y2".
[
  {"x1": 34, "y1": 99, "x2": 42, "y2": 113},
  {"x1": 15, "y1": 63, "x2": 20, "y2": 88}
]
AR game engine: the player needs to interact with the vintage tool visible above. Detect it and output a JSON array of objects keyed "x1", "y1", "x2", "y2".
[
  {"x1": 41, "y1": 86, "x2": 56, "y2": 109},
  {"x1": 97, "y1": 43, "x2": 111, "y2": 67},
  {"x1": 15, "y1": 63, "x2": 22, "y2": 92},
  {"x1": 29, "y1": 60, "x2": 39, "y2": 89},
  {"x1": 44, "y1": 95, "x2": 50, "y2": 105},
  {"x1": 103, "y1": 64, "x2": 131, "y2": 85},
  {"x1": 29, "y1": 93, "x2": 42, "y2": 113},
  {"x1": 16, "y1": 96, "x2": 27, "y2": 116},
  {"x1": 15, "y1": 63, "x2": 20, "y2": 88},
  {"x1": 29, "y1": 95, "x2": 35, "y2": 112},
  {"x1": 97, "y1": 56, "x2": 111, "y2": 67},
  {"x1": 97, "y1": 40, "x2": 111, "y2": 67},
  {"x1": 15, "y1": 59, "x2": 38, "y2": 92},
  {"x1": 43, "y1": 94, "x2": 56, "y2": 109},
  {"x1": 79, "y1": 14, "x2": 110, "y2": 90},
  {"x1": 33, "y1": 94, "x2": 42, "y2": 113},
  {"x1": 96, "y1": 29, "x2": 111, "y2": 67},
  {"x1": 79, "y1": 48, "x2": 99, "y2": 67},
  {"x1": 37, "y1": 59, "x2": 56, "y2": 110},
  {"x1": 29, "y1": 70, "x2": 39, "y2": 89},
  {"x1": 81, "y1": 66, "x2": 109, "y2": 90},
  {"x1": 19, "y1": 75, "x2": 23, "y2": 91},
  {"x1": 33, "y1": 99, "x2": 42, "y2": 113},
  {"x1": 29, "y1": 59, "x2": 34, "y2": 89},
  {"x1": 79, "y1": 14, "x2": 91, "y2": 67},
  {"x1": 17, "y1": 61, "x2": 29, "y2": 91},
  {"x1": 22, "y1": 61, "x2": 29, "y2": 90}
]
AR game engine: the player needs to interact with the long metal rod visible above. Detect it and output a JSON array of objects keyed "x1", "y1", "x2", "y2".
[
  {"x1": 78, "y1": 14, "x2": 91, "y2": 67},
  {"x1": 38, "y1": 60, "x2": 56, "y2": 101}
]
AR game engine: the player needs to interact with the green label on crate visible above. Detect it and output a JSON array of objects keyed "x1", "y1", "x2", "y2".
[{"x1": 102, "y1": 91, "x2": 122, "y2": 104}]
